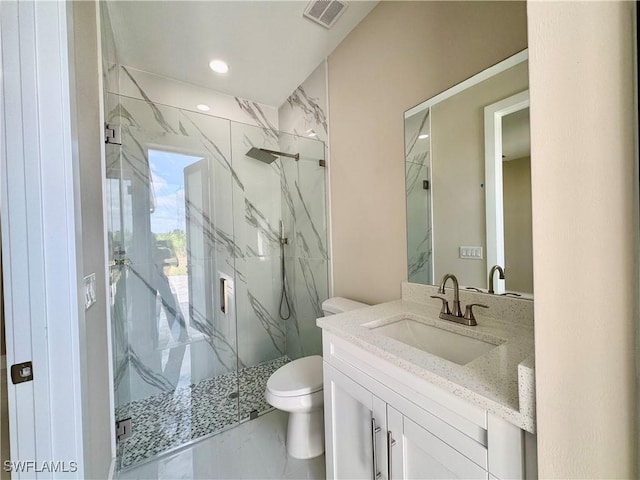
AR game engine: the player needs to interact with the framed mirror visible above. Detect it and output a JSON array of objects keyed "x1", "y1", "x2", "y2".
[{"x1": 405, "y1": 50, "x2": 532, "y2": 297}]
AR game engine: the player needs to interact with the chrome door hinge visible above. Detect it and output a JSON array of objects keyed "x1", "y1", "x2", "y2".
[
  {"x1": 116, "y1": 418, "x2": 132, "y2": 444},
  {"x1": 105, "y1": 123, "x2": 121, "y2": 145},
  {"x1": 111, "y1": 258, "x2": 131, "y2": 267}
]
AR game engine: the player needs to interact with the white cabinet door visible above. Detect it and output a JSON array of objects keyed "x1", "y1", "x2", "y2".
[
  {"x1": 324, "y1": 363, "x2": 387, "y2": 480},
  {"x1": 388, "y1": 406, "x2": 488, "y2": 480}
]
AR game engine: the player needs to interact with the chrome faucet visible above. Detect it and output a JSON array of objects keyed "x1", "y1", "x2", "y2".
[
  {"x1": 488, "y1": 265, "x2": 505, "y2": 294},
  {"x1": 430, "y1": 273, "x2": 487, "y2": 326}
]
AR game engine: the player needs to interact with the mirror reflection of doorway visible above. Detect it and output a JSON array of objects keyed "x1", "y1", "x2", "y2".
[
  {"x1": 501, "y1": 108, "x2": 533, "y2": 293},
  {"x1": 484, "y1": 90, "x2": 531, "y2": 295}
]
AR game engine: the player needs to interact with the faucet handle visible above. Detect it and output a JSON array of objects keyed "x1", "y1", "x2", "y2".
[
  {"x1": 463, "y1": 303, "x2": 488, "y2": 323},
  {"x1": 430, "y1": 295, "x2": 451, "y2": 315}
]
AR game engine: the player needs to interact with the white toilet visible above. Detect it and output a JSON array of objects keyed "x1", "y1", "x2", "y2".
[{"x1": 265, "y1": 297, "x2": 368, "y2": 459}]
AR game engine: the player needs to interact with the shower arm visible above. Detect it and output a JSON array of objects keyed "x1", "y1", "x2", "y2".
[{"x1": 259, "y1": 148, "x2": 299, "y2": 161}]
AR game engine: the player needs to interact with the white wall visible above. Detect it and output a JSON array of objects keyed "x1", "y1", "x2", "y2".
[{"x1": 528, "y1": 1, "x2": 637, "y2": 477}]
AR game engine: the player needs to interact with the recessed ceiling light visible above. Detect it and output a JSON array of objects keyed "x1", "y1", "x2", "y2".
[
  {"x1": 197, "y1": 104, "x2": 210, "y2": 112},
  {"x1": 209, "y1": 59, "x2": 229, "y2": 74},
  {"x1": 418, "y1": 134, "x2": 429, "y2": 139}
]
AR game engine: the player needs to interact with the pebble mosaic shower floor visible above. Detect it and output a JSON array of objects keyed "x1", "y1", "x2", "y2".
[{"x1": 116, "y1": 356, "x2": 290, "y2": 469}]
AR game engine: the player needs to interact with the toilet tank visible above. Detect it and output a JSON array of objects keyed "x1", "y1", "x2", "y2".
[{"x1": 321, "y1": 297, "x2": 368, "y2": 316}]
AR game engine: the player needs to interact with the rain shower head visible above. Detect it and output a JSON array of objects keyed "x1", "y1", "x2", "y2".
[
  {"x1": 246, "y1": 147, "x2": 278, "y2": 164},
  {"x1": 246, "y1": 147, "x2": 300, "y2": 164}
]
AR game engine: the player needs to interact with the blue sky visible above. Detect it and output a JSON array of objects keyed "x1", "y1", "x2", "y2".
[{"x1": 149, "y1": 149, "x2": 205, "y2": 234}]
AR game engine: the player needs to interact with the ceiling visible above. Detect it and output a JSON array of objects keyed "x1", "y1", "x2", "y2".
[{"x1": 106, "y1": 1, "x2": 378, "y2": 107}]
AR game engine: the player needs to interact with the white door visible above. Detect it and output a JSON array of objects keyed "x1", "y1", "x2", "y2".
[
  {"x1": 323, "y1": 363, "x2": 387, "y2": 480},
  {"x1": 1, "y1": 1, "x2": 86, "y2": 478}
]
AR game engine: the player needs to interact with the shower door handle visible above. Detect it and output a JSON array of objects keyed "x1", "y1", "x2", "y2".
[{"x1": 220, "y1": 277, "x2": 229, "y2": 313}]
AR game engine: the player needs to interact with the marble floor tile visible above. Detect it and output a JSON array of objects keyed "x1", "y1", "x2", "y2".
[{"x1": 117, "y1": 410, "x2": 325, "y2": 480}]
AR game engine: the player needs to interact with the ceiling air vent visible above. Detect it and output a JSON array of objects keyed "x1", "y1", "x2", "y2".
[{"x1": 303, "y1": 0, "x2": 348, "y2": 29}]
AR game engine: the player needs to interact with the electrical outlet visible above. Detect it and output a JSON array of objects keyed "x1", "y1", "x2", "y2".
[
  {"x1": 84, "y1": 273, "x2": 96, "y2": 310},
  {"x1": 459, "y1": 246, "x2": 483, "y2": 260}
]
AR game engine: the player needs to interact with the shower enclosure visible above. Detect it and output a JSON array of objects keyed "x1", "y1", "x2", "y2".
[{"x1": 106, "y1": 93, "x2": 328, "y2": 469}]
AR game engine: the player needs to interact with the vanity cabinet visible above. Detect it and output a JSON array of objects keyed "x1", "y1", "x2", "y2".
[{"x1": 323, "y1": 331, "x2": 536, "y2": 480}]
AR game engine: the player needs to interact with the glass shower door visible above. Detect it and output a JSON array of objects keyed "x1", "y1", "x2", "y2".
[
  {"x1": 230, "y1": 123, "x2": 328, "y2": 419},
  {"x1": 106, "y1": 102, "x2": 240, "y2": 469}
]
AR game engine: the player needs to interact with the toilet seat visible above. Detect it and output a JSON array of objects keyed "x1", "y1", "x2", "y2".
[{"x1": 266, "y1": 355, "x2": 323, "y2": 397}]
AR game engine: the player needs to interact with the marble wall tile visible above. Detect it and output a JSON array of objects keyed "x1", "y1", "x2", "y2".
[
  {"x1": 280, "y1": 150, "x2": 297, "y2": 255},
  {"x1": 278, "y1": 61, "x2": 328, "y2": 146},
  {"x1": 118, "y1": 66, "x2": 279, "y2": 130},
  {"x1": 235, "y1": 256, "x2": 286, "y2": 367},
  {"x1": 277, "y1": 61, "x2": 330, "y2": 361},
  {"x1": 282, "y1": 254, "x2": 301, "y2": 359},
  {"x1": 116, "y1": 90, "x2": 182, "y2": 135},
  {"x1": 231, "y1": 122, "x2": 282, "y2": 260},
  {"x1": 295, "y1": 157, "x2": 328, "y2": 261},
  {"x1": 405, "y1": 107, "x2": 432, "y2": 284},
  {"x1": 405, "y1": 108, "x2": 430, "y2": 166},
  {"x1": 406, "y1": 161, "x2": 432, "y2": 284},
  {"x1": 291, "y1": 258, "x2": 328, "y2": 358}
]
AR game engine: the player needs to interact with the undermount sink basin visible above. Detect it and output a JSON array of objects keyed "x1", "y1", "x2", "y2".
[{"x1": 368, "y1": 317, "x2": 500, "y2": 365}]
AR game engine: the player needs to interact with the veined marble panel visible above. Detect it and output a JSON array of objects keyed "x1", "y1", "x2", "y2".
[
  {"x1": 282, "y1": 254, "x2": 301, "y2": 360},
  {"x1": 406, "y1": 160, "x2": 432, "y2": 285},
  {"x1": 294, "y1": 157, "x2": 328, "y2": 260},
  {"x1": 277, "y1": 63, "x2": 329, "y2": 360},
  {"x1": 278, "y1": 61, "x2": 328, "y2": 146},
  {"x1": 118, "y1": 66, "x2": 279, "y2": 130},
  {"x1": 290, "y1": 257, "x2": 328, "y2": 359},
  {"x1": 405, "y1": 93, "x2": 432, "y2": 285},
  {"x1": 280, "y1": 149, "x2": 297, "y2": 254},
  {"x1": 405, "y1": 107, "x2": 430, "y2": 166},
  {"x1": 231, "y1": 122, "x2": 282, "y2": 259},
  {"x1": 235, "y1": 256, "x2": 286, "y2": 367},
  {"x1": 115, "y1": 91, "x2": 182, "y2": 135}
]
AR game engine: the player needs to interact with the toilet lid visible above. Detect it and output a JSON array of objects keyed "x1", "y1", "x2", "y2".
[{"x1": 267, "y1": 355, "x2": 323, "y2": 397}]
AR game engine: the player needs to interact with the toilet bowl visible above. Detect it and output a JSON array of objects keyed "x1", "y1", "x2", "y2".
[{"x1": 265, "y1": 297, "x2": 368, "y2": 459}]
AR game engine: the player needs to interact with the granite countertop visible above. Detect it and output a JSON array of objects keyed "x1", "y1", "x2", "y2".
[{"x1": 317, "y1": 298, "x2": 536, "y2": 433}]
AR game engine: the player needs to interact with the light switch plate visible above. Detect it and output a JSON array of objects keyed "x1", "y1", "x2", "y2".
[
  {"x1": 459, "y1": 246, "x2": 483, "y2": 260},
  {"x1": 84, "y1": 273, "x2": 96, "y2": 310}
]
